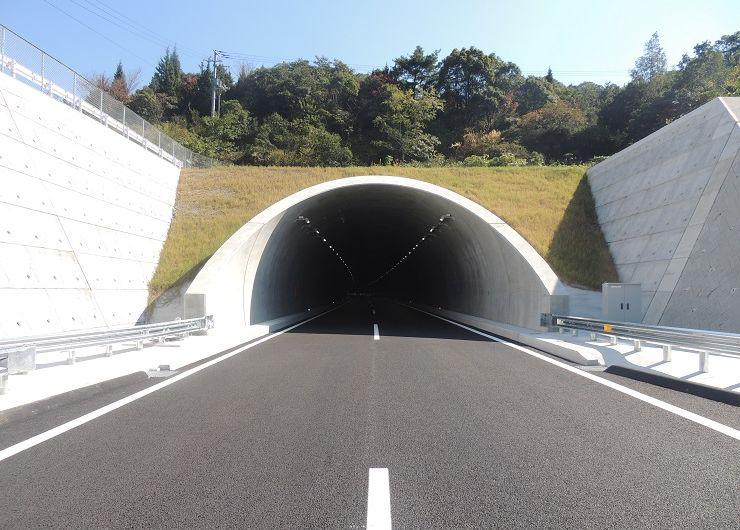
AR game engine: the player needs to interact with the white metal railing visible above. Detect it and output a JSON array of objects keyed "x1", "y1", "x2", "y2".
[
  {"x1": 0, "y1": 23, "x2": 216, "y2": 168},
  {"x1": 551, "y1": 315, "x2": 740, "y2": 372},
  {"x1": 0, "y1": 316, "x2": 214, "y2": 382}
]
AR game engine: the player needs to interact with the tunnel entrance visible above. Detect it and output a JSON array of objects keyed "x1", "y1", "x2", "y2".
[{"x1": 186, "y1": 176, "x2": 568, "y2": 331}]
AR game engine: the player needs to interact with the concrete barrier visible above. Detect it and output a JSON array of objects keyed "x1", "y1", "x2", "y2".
[
  {"x1": 588, "y1": 97, "x2": 740, "y2": 331},
  {"x1": 0, "y1": 70, "x2": 180, "y2": 338}
]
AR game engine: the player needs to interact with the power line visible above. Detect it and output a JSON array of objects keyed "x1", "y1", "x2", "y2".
[
  {"x1": 40, "y1": 0, "x2": 157, "y2": 67},
  {"x1": 79, "y1": 0, "x2": 204, "y2": 58},
  {"x1": 218, "y1": 50, "x2": 378, "y2": 72},
  {"x1": 62, "y1": 0, "x2": 203, "y2": 60}
]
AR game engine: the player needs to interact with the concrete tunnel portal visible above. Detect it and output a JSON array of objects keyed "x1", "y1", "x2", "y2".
[{"x1": 185, "y1": 176, "x2": 569, "y2": 331}]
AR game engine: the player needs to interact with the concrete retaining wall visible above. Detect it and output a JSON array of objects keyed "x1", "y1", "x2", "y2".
[
  {"x1": 588, "y1": 97, "x2": 740, "y2": 331},
  {"x1": 0, "y1": 71, "x2": 180, "y2": 338}
]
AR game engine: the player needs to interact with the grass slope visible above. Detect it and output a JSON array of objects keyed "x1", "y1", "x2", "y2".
[{"x1": 150, "y1": 165, "x2": 617, "y2": 299}]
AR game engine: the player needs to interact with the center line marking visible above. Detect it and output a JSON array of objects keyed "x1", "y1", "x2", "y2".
[
  {"x1": 373, "y1": 323, "x2": 380, "y2": 340},
  {"x1": 367, "y1": 467, "x2": 392, "y2": 529}
]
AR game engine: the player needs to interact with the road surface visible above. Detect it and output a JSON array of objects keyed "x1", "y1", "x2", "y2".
[{"x1": 0, "y1": 299, "x2": 738, "y2": 528}]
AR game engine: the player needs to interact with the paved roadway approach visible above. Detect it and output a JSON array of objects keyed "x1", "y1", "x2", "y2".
[{"x1": 0, "y1": 299, "x2": 738, "y2": 527}]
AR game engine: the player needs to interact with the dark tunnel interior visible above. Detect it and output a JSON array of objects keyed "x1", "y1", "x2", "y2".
[{"x1": 249, "y1": 184, "x2": 505, "y2": 325}]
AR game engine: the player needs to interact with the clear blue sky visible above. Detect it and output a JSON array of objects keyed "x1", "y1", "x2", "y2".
[{"x1": 3, "y1": 0, "x2": 739, "y2": 88}]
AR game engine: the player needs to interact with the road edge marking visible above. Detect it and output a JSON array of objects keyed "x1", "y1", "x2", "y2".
[
  {"x1": 367, "y1": 467, "x2": 392, "y2": 529},
  {"x1": 412, "y1": 307, "x2": 740, "y2": 441},
  {"x1": 0, "y1": 307, "x2": 339, "y2": 464}
]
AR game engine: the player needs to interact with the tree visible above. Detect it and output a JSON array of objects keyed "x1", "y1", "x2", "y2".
[
  {"x1": 669, "y1": 41, "x2": 731, "y2": 115},
  {"x1": 545, "y1": 67, "x2": 554, "y2": 83},
  {"x1": 248, "y1": 113, "x2": 352, "y2": 166},
  {"x1": 630, "y1": 32, "x2": 667, "y2": 81},
  {"x1": 435, "y1": 47, "x2": 522, "y2": 148},
  {"x1": 128, "y1": 86, "x2": 163, "y2": 122},
  {"x1": 151, "y1": 47, "x2": 182, "y2": 97},
  {"x1": 196, "y1": 100, "x2": 255, "y2": 161},
  {"x1": 370, "y1": 85, "x2": 442, "y2": 162},
  {"x1": 514, "y1": 76, "x2": 557, "y2": 114},
  {"x1": 716, "y1": 31, "x2": 740, "y2": 65},
  {"x1": 110, "y1": 61, "x2": 129, "y2": 102},
  {"x1": 512, "y1": 100, "x2": 587, "y2": 161},
  {"x1": 391, "y1": 46, "x2": 439, "y2": 91}
]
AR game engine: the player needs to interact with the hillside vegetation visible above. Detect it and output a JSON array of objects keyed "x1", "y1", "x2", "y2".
[
  {"x1": 149, "y1": 166, "x2": 617, "y2": 299},
  {"x1": 100, "y1": 31, "x2": 739, "y2": 167}
]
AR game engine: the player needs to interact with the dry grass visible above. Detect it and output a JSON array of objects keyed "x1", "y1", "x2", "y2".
[{"x1": 149, "y1": 165, "x2": 617, "y2": 299}]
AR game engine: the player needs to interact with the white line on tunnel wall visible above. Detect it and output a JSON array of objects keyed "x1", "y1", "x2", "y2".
[
  {"x1": 374, "y1": 324, "x2": 380, "y2": 341},
  {"x1": 413, "y1": 307, "x2": 740, "y2": 441},
  {"x1": 366, "y1": 467, "x2": 392, "y2": 529}
]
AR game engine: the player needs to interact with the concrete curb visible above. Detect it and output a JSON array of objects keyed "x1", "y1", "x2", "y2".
[
  {"x1": 0, "y1": 371, "x2": 150, "y2": 428},
  {"x1": 604, "y1": 365, "x2": 740, "y2": 406}
]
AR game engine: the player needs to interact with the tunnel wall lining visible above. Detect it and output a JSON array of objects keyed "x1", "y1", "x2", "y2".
[
  {"x1": 0, "y1": 71, "x2": 180, "y2": 339},
  {"x1": 588, "y1": 97, "x2": 740, "y2": 331},
  {"x1": 186, "y1": 176, "x2": 569, "y2": 331}
]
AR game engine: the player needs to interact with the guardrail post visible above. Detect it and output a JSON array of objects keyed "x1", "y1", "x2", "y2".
[
  {"x1": 589, "y1": 332, "x2": 596, "y2": 341},
  {"x1": 7, "y1": 346, "x2": 36, "y2": 374},
  {"x1": 633, "y1": 339, "x2": 641, "y2": 352},
  {"x1": 105, "y1": 344, "x2": 113, "y2": 357},
  {"x1": 66, "y1": 350, "x2": 76, "y2": 365},
  {"x1": 0, "y1": 371, "x2": 7, "y2": 395},
  {"x1": 571, "y1": 329, "x2": 578, "y2": 337},
  {"x1": 662, "y1": 345, "x2": 672, "y2": 362},
  {"x1": 609, "y1": 336, "x2": 617, "y2": 346},
  {"x1": 136, "y1": 340, "x2": 143, "y2": 351},
  {"x1": 698, "y1": 351, "x2": 709, "y2": 372}
]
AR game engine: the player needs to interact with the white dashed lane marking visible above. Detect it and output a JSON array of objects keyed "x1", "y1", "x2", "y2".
[{"x1": 366, "y1": 467, "x2": 392, "y2": 529}]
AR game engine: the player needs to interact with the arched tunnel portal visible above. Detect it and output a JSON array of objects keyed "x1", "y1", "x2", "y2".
[{"x1": 186, "y1": 176, "x2": 569, "y2": 331}]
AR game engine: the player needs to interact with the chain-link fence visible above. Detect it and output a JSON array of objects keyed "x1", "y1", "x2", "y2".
[{"x1": 0, "y1": 24, "x2": 217, "y2": 168}]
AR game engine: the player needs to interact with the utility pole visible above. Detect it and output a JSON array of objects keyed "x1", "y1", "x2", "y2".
[{"x1": 211, "y1": 50, "x2": 219, "y2": 117}]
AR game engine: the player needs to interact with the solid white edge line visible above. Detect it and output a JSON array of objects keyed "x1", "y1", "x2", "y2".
[
  {"x1": 412, "y1": 307, "x2": 740, "y2": 442},
  {"x1": 373, "y1": 323, "x2": 380, "y2": 341},
  {"x1": 367, "y1": 467, "x2": 392, "y2": 529},
  {"x1": 0, "y1": 307, "x2": 340, "y2": 464}
]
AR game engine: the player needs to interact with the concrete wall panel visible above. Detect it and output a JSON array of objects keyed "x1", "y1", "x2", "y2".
[
  {"x1": 0, "y1": 70, "x2": 179, "y2": 338},
  {"x1": 588, "y1": 97, "x2": 740, "y2": 330}
]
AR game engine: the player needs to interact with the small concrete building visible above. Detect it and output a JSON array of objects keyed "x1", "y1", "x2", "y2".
[{"x1": 588, "y1": 97, "x2": 740, "y2": 331}]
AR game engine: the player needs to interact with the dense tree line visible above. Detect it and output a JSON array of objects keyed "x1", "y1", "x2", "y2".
[{"x1": 103, "y1": 32, "x2": 739, "y2": 166}]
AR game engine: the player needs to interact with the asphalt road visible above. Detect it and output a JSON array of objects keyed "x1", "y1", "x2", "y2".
[{"x1": 0, "y1": 299, "x2": 738, "y2": 528}]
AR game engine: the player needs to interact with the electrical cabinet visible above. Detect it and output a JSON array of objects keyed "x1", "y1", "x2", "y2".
[{"x1": 602, "y1": 283, "x2": 641, "y2": 322}]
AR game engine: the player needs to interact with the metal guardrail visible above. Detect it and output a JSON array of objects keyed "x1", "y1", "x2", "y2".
[
  {"x1": 551, "y1": 315, "x2": 740, "y2": 372},
  {"x1": 0, "y1": 23, "x2": 216, "y2": 168},
  {"x1": 0, "y1": 316, "x2": 213, "y2": 378}
]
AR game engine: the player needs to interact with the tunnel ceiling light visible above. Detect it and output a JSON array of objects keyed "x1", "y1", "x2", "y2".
[
  {"x1": 295, "y1": 215, "x2": 355, "y2": 283},
  {"x1": 364, "y1": 212, "x2": 453, "y2": 289}
]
